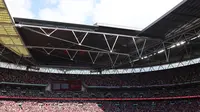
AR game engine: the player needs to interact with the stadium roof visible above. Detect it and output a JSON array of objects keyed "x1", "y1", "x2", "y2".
[
  {"x1": 1, "y1": 0, "x2": 200, "y2": 69},
  {"x1": 140, "y1": 0, "x2": 200, "y2": 39},
  {"x1": 0, "y1": 0, "x2": 30, "y2": 57}
]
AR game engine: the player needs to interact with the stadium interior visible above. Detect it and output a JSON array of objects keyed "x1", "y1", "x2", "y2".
[{"x1": 1, "y1": 0, "x2": 200, "y2": 111}]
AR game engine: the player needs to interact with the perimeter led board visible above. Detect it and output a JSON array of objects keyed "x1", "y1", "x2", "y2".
[{"x1": 0, "y1": 0, "x2": 30, "y2": 57}]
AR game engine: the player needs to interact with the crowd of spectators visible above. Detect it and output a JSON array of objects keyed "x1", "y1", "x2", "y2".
[
  {"x1": 0, "y1": 100, "x2": 199, "y2": 112},
  {"x1": 83, "y1": 64, "x2": 200, "y2": 86},
  {"x1": 0, "y1": 83, "x2": 200, "y2": 98},
  {"x1": 100, "y1": 100, "x2": 200, "y2": 112},
  {"x1": 0, "y1": 64, "x2": 200, "y2": 111},
  {"x1": 0, "y1": 63, "x2": 200, "y2": 87},
  {"x1": 0, "y1": 100, "x2": 103, "y2": 112},
  {"x1": 0, "y1": 69, "x2": 76, "y2": 84}
]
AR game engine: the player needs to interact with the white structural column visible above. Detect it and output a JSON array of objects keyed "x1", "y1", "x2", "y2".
[
  {"x1": 88, "y1": 52, "x2": 100, "y2": 64},
  {"x1": 163, "y1": 42, "x2": 170, "y2": 62},
  {"x1": 43, "y1": 48, "x2": 55, "y2": 55},
  {"x1": 112, "y1": 54, "x2": 119, "y2": 68},
  {"x1": 40, "y1": 28, "x2": 57, "y2": 37},
  {"x1": 72, "y1": 31, "x2": 88, "y2": 45},
  {"x1": 107, "y1": 53, "x2": 119, "y2": 68},
  {"x1": 66, "y1": 50, "x2": 78, "y2": 60},
  {"x1": 132, "y1": 37, "x2": 147, "y2": 58},
  {"x1": 140, "y1": 39, "x2": 147, "y2": 57},
  {"x1": 103, "y1": 34, "x2": 119, "y2": 52}
]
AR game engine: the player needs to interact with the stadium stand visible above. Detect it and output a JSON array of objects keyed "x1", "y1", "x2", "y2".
[
  {"x1": 2, "y1": 0, "x2": 200, "y2": 111},
  {"x1": 0, "y1": 63, "x2": 200, "y2": 99},
  {"x1": 0, "y1": 63, "x2": 200, "y2": 111},
  {"x1": 0, "y1": 63, "x2": 200, "y2": 87},
  {"x1": 0, "y1": 82, "x2": 200, "y2": 98}
]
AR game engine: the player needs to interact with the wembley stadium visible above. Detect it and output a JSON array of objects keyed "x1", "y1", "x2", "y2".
[{"x1": 1, "y1": 0, "x2": 200, "y2": 111}]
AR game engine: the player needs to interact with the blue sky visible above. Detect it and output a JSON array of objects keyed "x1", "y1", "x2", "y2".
[{"x1": 5, "y1": 0, "x2": 182, "y2": 30}]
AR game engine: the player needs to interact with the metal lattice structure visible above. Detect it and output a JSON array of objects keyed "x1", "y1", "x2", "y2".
[{"x1": 0, "y1": 55, "x2": 199, "y2": 75}]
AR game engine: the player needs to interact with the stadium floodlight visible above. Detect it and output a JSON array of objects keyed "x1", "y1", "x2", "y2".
[
  {"x1": 176, "y1": 43, "x2": 181, "y2": 46},
  {"x1": 168, "y1": 41, "x2": 185, "y2": 50},
  {"x1": 180, "y1": 41, "x2": 185, "y2": 45},
  {"x1": 143, "y1": 56, "x2": 148, "y2": 59},
  {"x1": 191, "y1": 36, "x2": 198, "y2": 40},
  {"x1": 190, "y1": 34, "x2": 200, "y2": 41},
  {"x1": 170, "y1": 45, "x2": 176, "y2": 49},
  {"x1": 148, "y1": 54, "x2": 153, "y2": 57},
  {"x1": 157, "y1": 49, "x2": 164, "y2": 54},
  {"x1": 191, "y1": 35, "x2": 200, "y2": 41}
]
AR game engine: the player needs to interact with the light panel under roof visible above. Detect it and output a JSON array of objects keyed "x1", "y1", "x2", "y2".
[
  {"x1": 0, "y1": 0, "x2": 5, "y2": 8},
  {"x1": 0, "y1": 0, "x2": 30, "y2": 57},
  {"x1": 0, "y1": 10, "x2": 12, "y2": 23}
]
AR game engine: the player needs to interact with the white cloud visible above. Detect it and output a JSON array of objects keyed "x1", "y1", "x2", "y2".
[
  {"x1": 93, "y1": 0, "x2": 182, "y2": 30},
  {"x1": 38, "y1": 0, "x2": 182, "y2": 30},
  {"x1": 5, "y1": 0, "x2": 35, "y2": 18},
  {"x1": 5, "y1": 0, "x2": 183, "y2": 30},
  {"x1": 39, "y1": 0, "x2": 95, "y2": 24},
  {"x1": 44, "y1": 0, "x2": 58, "y2": 5}
]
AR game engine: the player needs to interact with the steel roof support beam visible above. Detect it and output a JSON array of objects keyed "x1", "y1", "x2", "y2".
[
  {"x1": 111, "y1": 36, "x2": 119, "y2": 52},
  {"x1": 71, "y1": 51, "x2": 78, "y2": 60},
  {"x1": 163, "y1": 42, "x2": 170, "y2": 62},
  {"x1": 43, "y1": 48, "x2": 55, "y2": 55},
  {"x1": 15, "y1": 23, "x2": 161, "y2": 41},
  {"x1": 63, "y1": 50, "x2": 78, "y2": 60},
  {"x1": 0, "y1": 47, "x2": 5, "y2": 54},
  {"x1": 103, "y1": 34, "x2": 119, "y2": 52},
  {"x1": 72, "y1": 31, "x2": 81, "y2": 44},
  {"x1": 3, "y1": 44, "x2": 129, "y2": 57},
  {"x1": 132, "y1": 38, "x2": 147, "y2": 59},
  {"x1": 140, "y1": 39, "x2": 147, "y2": 58},
  {"x1": 112, "y1": 54, "x2": 119, "y2": 68},
  {"x1": 107, "y1": 53, "x2": 120, "y2": 68},
  {"x1": 40, "y1": 28, "x2": 48, "y2": 36},
  {"x1": 132, "y1": 37, "x2": 140, "y2": 58},
  {"x1": 103, "y1": 34, "x2": 111, "y2": 51},
  {"x1": 88, "y1": 52, "x2": 99, "y2": 64},
  {"x1": 25, "y1": 27, "x2": 129, "y2": 56},
  {"x1": 40, "y1": 28, "x2": 58, "y2": 37},
  {"x1": 0, "y1": 47, "x2": 15, "y2": 63},
  {"x1": 80, "y1": 32, "x2": 88, "y2": 45},
  {"x1": 108, "y1": 53, "x2": 113, "y2": 67},
  {"x1": 48, "y1": 28, "x2": 57, "y2": 36},
  {"x1": 93, "y1": 52, "x2": 100, "y2": 64},
  {"x1": 88, "y1": 51, "x2": 94, "y2": 64},
  {"x1": 72, "y1": 31, "x2": 89, "y2": 45},
  {"x1": 125, "y1": 26, "x2": 200, "y2": 67},
  {"x1": 128, "y1": 56, "x2": 133, "y2": 67}
]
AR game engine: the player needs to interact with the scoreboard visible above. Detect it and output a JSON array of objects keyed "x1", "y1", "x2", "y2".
[{"x1": 51, "y1": 80, "x2": 82, "y2": 91}]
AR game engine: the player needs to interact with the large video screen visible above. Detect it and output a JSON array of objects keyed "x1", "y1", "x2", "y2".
[{"x1": 52, "y1": 80, "x2": 82, "y2": 91}]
